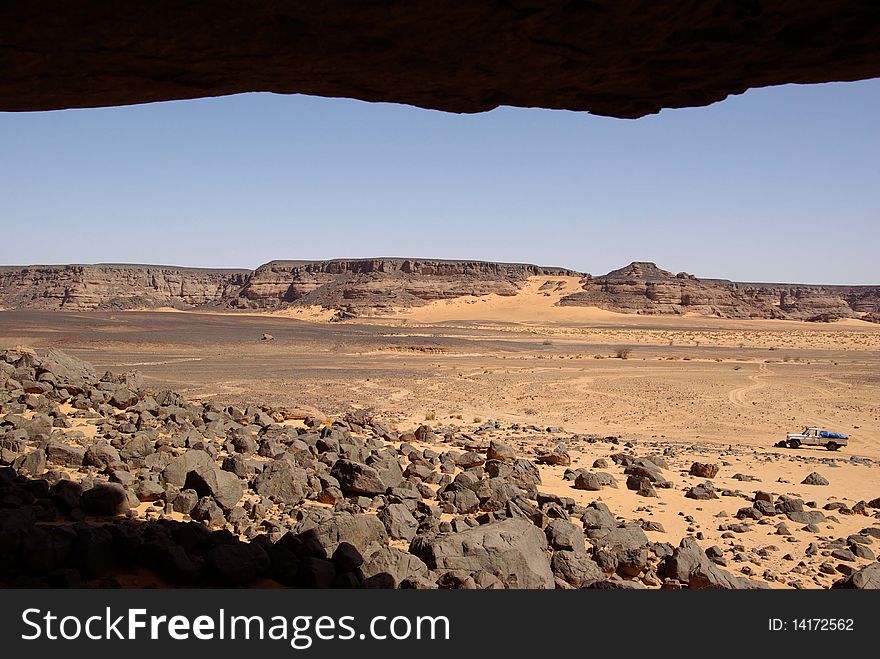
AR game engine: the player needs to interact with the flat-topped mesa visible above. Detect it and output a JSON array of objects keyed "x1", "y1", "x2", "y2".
[
  {"x1": 0, "y1": 259, "x2": 877, "y2": 322},
  {"x1": 0, "y1": 264, "x2": 251, "y2": 311},
  {"x1": 234, "y1": 258, "x2": 580, "y2": 311},
  {"x1": 561, "y1": 262, "x2": 880, "y2": 321}
]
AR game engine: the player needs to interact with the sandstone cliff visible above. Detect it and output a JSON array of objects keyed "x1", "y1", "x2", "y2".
[
  {"x1": 0, "y1": 259, "x2": 876, "y2": 322},
  {"x1": 233, "y1": 259, "x2": 579, "y2": 311},
  {"x1": 559, "y1": 262, "x2": 880, "y2": 321},
  {"x1": 0, "y1": 264, "x2": 250, "y2": 311}
]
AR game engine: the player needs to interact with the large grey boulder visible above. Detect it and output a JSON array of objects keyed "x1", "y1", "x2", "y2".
[
  {"x1": 832, "y1": 562, "x2": 880, "y2": 589},
  {"x1": 39, "y1": 349, "x2": 97, "y2": 385},
  {"x1": 801, "y1": 472, "x2": 829, "y2": 486},
  {"x1": 331, "y1": 459, "x2": 387, "y2": 496},
  {"x1": 81, "y1": 482, "x2": 131, "y2": 516},
  {"x1": 361, "y1": 547, "x2": 430, "y2": 588},
  {"x1": 46, "y1": 441, "x2": 85, "y2": 467},
  {"x1": 293, "y1": 512, "x2": 388, "y2": 560},
  {"x1": 377, "y1": 504, "x2": 418, "y2": 541},
  {"x1": 409, "y1": 518, "x2": 554, "y2": 589},
  {"x1": 551, "y1": 550, "x2": 603, "y2": 588},
  {"x1": 574, "y1": 471, "x2": 617, "y2": 491},
  {"x1": 252, "y1": 458, "x2": 309, "y2": 505},
  {"x1": 162, "y1": 449, "x2": 243, "y2": 510},
  {"x1": 661, "y1": 537, "x2": 766, "y2": 589}
]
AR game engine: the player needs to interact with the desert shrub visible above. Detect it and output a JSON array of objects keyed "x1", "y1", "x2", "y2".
[
  {"x1": 615, "y1": 347, "x2": 632, "y2": 359},
  {"x1": 425, "y1": 411, "x2": 436, "y2": 421}
]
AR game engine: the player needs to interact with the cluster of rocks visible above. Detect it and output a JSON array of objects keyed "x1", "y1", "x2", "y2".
[{"x1": 2, "y1": 347, "x2": 879, "y2": 589}]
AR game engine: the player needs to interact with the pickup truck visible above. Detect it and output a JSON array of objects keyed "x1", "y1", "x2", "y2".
[{"x1": 783, "y1": 427, "x2": 849, "y2": 451}]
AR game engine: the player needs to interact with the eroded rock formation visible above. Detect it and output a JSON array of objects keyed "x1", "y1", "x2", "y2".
[
  {"x1": 0, "y1": 259, "x2": 877, "y2": 321},
  {"x1": 1, "y1": 2, "x2": 879, "y2": 118},
  {"x1": 234, "y1": 259, "x2": 578, "y2": 310},
  {"x1": 0, "y1": 264, "x2": 250, "y2": 310},
  {"x1": 559, "y1": 262, "x2": 880, "y2": 321}
]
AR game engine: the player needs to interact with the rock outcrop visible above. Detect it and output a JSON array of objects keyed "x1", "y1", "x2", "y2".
[
  {"x1": 0, "y1": 264, "x2": 250, "y2": 311},
  {"x1": 559, "y1": 262, "x2": 880, "y2": 321},
  {"x1": 0, "y1": 259, "x2": 877, "y2": 321},
  {"x1": 234, "y1": 259, "x2": 578, "y2": 311},
  {"x1": 2, "y1": 3, "x2": 880, "y2": 119}
]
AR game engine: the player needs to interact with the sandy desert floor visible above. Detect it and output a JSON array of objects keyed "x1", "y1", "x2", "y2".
[
  {"x1": 2, "y1": 276, "x2": 876, "y2": 453},
  {"x1": 2, "y1": 277, "x2": 878, "y2": 588}
]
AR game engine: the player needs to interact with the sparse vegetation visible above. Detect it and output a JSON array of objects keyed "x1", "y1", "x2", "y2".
[
  {"x1": 473, "y1": 417, "x2": 482, "y2": 423},
  {"x1": 424, "y1": 411, "x2": 436, "y2": 421},
  {"x1": 614, "y1": 347, "x2": 632, "y2": 359}
]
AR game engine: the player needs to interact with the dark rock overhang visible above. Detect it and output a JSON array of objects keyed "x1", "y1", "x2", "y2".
[{"x1": 1, "y1": 1, "x2": 879, "y2": 118}]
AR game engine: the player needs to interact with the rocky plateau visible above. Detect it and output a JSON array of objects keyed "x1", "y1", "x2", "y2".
[{"x1": 1, "y1": 259, "x2": 877, "y2": 322}]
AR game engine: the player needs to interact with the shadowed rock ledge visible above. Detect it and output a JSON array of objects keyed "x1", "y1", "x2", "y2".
[{"x1": 1, "y1": 1, "x2": 879, "y2": 118}]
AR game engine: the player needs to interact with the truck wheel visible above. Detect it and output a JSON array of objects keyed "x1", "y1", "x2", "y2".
[
  {"x1": 826, "y1": 442, "x2": 839, "y2": 451},
  {"x1": 788, "y1": 439, "x2": 801, "y2": 449}
]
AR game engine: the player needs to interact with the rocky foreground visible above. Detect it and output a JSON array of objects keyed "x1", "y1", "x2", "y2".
[
  {"x1": 1, "y1": 259, "x2": 878, "y2": 321},
  {"x1": 1, "y1": 347, "x2": 878, "y2": 589}
]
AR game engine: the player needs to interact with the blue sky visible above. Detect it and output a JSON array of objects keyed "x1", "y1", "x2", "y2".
[{"x1": 1, "y1": 79, "x2": 877, "y2": 284}]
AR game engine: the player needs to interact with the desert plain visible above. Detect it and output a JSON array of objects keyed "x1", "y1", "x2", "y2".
[{"x1": 1, "y1": 273, "x2": 879, "y2": 589}]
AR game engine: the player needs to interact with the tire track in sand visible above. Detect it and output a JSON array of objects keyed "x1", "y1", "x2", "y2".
[{"x1": 728, "y1": 363, "x2": 774, "y2": 408}]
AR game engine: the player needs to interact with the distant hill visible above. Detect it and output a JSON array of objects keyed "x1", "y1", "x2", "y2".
[{"x1": 0, "y1": 259, "x2": 877, "y2": 322}]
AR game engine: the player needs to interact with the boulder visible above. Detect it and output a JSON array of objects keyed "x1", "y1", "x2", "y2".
[
  {"x1": 536, "y1": 448, "x2": 571, "y2": 466},
  {"x1": 801, "y1": 472, "x2": 829, "y2": 486},
  {"x1": 409, "y1": 518, "x2": 554, "y2": 589},
  {"x1": 205, "y1": 542, "x2": 270, "y2": 586},
  {"x1": 661, "y1": 538, "x2": 765, "y2": 589},
  {"x1": 331, "y1": 459, "x2": 386, "y2": 496},
  {"x1": 689, "y1": 462, "x2": 719, "y2": 478},
  {"x1": 545, "y1": 519, "x2": 586, "y2": 553},
  {"x1": 81, "y1": 482, "x2": 130, "y2": 516},
  {"x1": 486, "y1": 441, "x2": 516, "y2": 463},
  {"x1": 832, "y1": 562, "x2": 880, "y2": 589},
  {"x1": 551, "y1": 550, "x2": 603, "y2": 588},
  {"x1": 361, "y1": 547, "x2": 430, "y2": 588},
  {"x1": 786, "y1": 510, "x2": 826, "y2": 525},
  {"x1": 292, "y1": 512, "x2": 388, "y2": 563},
  {"x1": 252, "y1": 458, "x2": 309, "y2": 505},
  {"x1": 83, "y1": 443, "x2": 121, "y2": 469},
  {"x1": 46, "y1": 441, "x2": 85, "y2": 467},
  {"x1": 685, "y1": 483, "x2": 718, "y2": 500},
  {"x1": 377, "y1": 503, "x2": 418, "y2": 541},
  {"x1": 574, "y1": 471, "x2": 617, "y2": 491},
  {"x1": 163, "y1": 449, "x2": 242, "y2": 510}
]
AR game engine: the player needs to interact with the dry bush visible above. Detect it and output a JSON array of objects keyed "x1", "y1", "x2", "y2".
[{"x1": 615, "y1": 347, "x2": 632, "y2": 359}]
